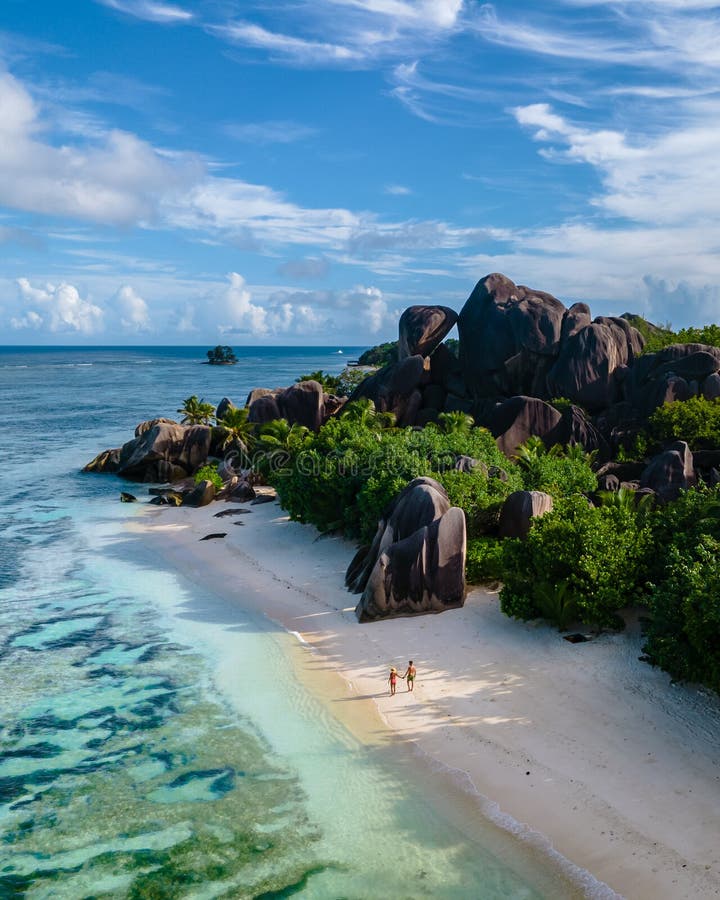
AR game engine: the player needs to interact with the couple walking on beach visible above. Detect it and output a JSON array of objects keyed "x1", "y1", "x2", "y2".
[{"x1": 388, "y1": 661, "x2": 416, "y2": 695}]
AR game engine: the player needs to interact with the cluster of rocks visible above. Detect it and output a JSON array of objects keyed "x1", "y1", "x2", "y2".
[
  {"x1": 84, "y1": 271, "x2": 720, "y2": 624},
  {"x1": 346, "y1": 273, "x2": 720, "y2": 464},
  {"x1": 246, "y1": 380, "x2": 344, "y2": 431}
]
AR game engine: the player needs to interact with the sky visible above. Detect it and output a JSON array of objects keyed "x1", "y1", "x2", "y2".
[{"x1": 1, "y1": 0, "x2": 720, "y2": 345}]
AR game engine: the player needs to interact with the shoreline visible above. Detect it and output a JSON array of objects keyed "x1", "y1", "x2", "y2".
[{"x1": 131, "y1": 494, "x2": 720, "y2": 899}]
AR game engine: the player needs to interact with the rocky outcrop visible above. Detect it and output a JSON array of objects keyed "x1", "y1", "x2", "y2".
[
  {"x1": 347, "y1": 355, "x2": 426, "y2": 424},
  {"x1": 488, "y1": 396, "x2": 563, "y2": 457},
  {"x1": 83, "y1": 448, "x2": 120, "y2": 473},
  {"x1": 458, "y1": 273, "x2": 566, "y2": 399},
  {"x1": 182, "y1": 479, "x2": 216, "y2": 507},
  {"x1": 640, "y1": 440, "x2": 696, "y2": 502},
  {"x1": 117, "y1": 422, "x2": 212, "y2": 482},
  {"x1": 347, "y1": 478, "x2": 466, "y2": 621},
  {"x1": 215, "y1": 397, "x2": 235, "y2": 421},
  {"x1": 247, "y1": 380, "x2": 326, "y2": 430},
  {"x1": 547, "y1": 317, "x2": 641, "y2": 411},
  {"x1": 626, "y1": 344, "x2": 720, "y2": 415},
  {"x1": 498, "y1": 491, "x2": 554, "y2": 539},
  {"x1": 398, "y1": 305, "x2": 458, "y2": 359},
  {"x1": 135, "y1": 417, "x2": 178, "y2": 437}
]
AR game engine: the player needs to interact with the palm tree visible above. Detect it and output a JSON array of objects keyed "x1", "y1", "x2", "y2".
[
  {"x1": 597, "y1": 486, "x2": 655, "y2": 522},
  {"x1": 339, "y1": 398, "x2": 396, "y2": 430},
  {"x1": 257, "y1": 418, "x2": 311, "y2": 453},
  {"x1": 437, "y1": 411, "x2": 475, "y2": 435},
  {"x1": 214, "y1": 406, "x2": 257, "y2": 455},
  {"x1": 178, "y1": 395, "x2": 215, "y2": 425},
  {"x1": 563, "y1": 442, "x2": 598, "y2": 466}
]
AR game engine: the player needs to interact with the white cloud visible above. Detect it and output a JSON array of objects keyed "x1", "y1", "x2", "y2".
[
  {"x1": 209, "y1": 22, "x2": 361, "y2": 65},
  {"x1": 513, "y1": 102, "x2": 720, "y2": 225},
  {"x1": 97, "y1": 1, "x2": 194, "y2": 23},
  {"x1": 0, "y1": 71, "x2": 200, "y2": 225},
  {"x1": 14, "y1": 278, "x2": 104, "y2": 334},
  {"x1": 114, "y1": 284, "x2": 151, "y2": 331},
  {"x1": 384, "y1": 184, "x2": 412, "y2": 195}
]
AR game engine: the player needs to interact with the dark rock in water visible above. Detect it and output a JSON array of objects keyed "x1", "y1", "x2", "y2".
[
  {"x1": 83, "y1": 448, "x2": 120, "y2": 473},
  {"x1": 640, "y1": 441, "x2": 696, "y2": 501},
  {"x1": 356, "y1": 507, "x2": 467, "y2": 622},
  {"x1": 200, "y1": 533, "x2": 227, "y2": 541},
  {"x1": 564, "y1": 633, "x2": 589, "y2": 644},
  {"x1": 233, "y1": 520, "x2": 246, "y2": 526},
  {"x1": 214, "y1": 507, "x2": 251, "y2": 517},
  {"x1": 458, "y1": 273, "x2": 566, "y2": 398},
  {"x1": 347, "y1": 355, "x2": 426, "y2": 424},
  {"x1": 498, "y1": 491, "x2": 554, "y2": 539},
  {"x1": 215, "y1": 397, "x2": 235, "y2": 421},
  {"x1": 118, "y1": 423, "x2": 211, "y2": 482},
  {"x1": 182, "y1": 479, "x2": 216, "y2": 508},
  {"x1": 398, "y1": 305, "x2": 458, "y2": 359},
  {"x1": 489, "y1": 396, "x2": 562, "y2": 457},
  {"x1": 231, "y1": 482, "x2": 256, "y2": 502},
  {"x1": 120, "y1": 492, "x2": 137, "y2": 503},
  {"x1": 348, "y1": 478, "x2": 467, "y2": 621},
  {"x1": 251, "y1": 493, "x2": 276, "y2": 505},
  {"x1": 134, "y1": 417, "x2": 178, "y2": 437}
]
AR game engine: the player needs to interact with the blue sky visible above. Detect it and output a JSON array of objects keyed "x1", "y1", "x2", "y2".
[{"x1": 1, "y1": 0, "x2": 720, "y2": 344}]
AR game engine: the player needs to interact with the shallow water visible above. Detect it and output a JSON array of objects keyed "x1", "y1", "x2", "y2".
[{"x1": 0, "y1": 347, "x2": 588, "y2": 898}]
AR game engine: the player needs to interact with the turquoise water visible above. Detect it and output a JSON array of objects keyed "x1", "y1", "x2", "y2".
[{"x1": 0, "y1": 347, "x2": 585, "y2": 898}]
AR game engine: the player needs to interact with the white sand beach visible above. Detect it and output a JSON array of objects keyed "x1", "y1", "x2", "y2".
[{"x1": 134, "y1": 494, "x2": 720, "y2": 900}]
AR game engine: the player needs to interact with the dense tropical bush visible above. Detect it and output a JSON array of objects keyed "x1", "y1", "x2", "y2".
[
  {"x1": 648, "y1": 396, "x2": 720, "y2": 449},
  {"x1": 466, "y1": 537, "x2": 506, "y2": 584},
  {"x1": 269, "y1": 407, "x2": 514, "y2": 543},
  {"x1": 642, "y1": 488, "x2": 720, "y2": 691},
  {"x1": 500, "y1": 495, "x2": 653, "y2": 630},
  {"x1": 437, "y1": 468, "x2": 520, "y2": 537},
  {"x1": 513, "y1": 438, "x2": 597, "y2": 497},
  {"x1": 194, "y1": 463, "x2": 223, "y2": 490}
]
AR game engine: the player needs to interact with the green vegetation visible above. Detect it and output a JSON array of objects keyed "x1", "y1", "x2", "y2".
[
  {"x1": 500, "y1": 495, "x2": 653, "y2": 630},
  {"x1": 630, "y1": 315, "x2": 720, "y2": 354},
  {"x1": 648, "y1": 396, "x2": 720, "y2": 449},
  {"x1": 295, "y1": 367, "x2": 368, "y2": 397},
  {"x1": 194, "y1": 463, "x2": 223, "y2": 490},
  {"x1": 357, "y1": 341, "x2": 398, "y2": 367},
  {"x1": 642, "y1": 488, "x2": 720, "y2": 692},
  {"x1": 267, "y1": 402, "x2": 511, "y2": 543},
  {"x1": 206, "y1": 345, "x2": 237, "y2": 364},
  {"x1": 214, "y1": 406, "x2": 256, "y2": 460},
  {"x1": 512, "y1": 437, "x2": 597, "y2": 497},
  {"x1": 178, "y1": 395, "x2": 215, "y2": 425},
  {"x1": 296, "y1": 370, "x2": 342, "y2": 393}
]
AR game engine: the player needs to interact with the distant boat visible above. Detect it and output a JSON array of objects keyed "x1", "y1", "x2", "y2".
[{"x1": 336, "y1": 350, "x2": 343, "y2": 354}]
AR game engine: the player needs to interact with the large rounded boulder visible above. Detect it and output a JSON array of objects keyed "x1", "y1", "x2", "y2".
[
  {"x1": 457, "y1": 273, "x2": 566, "y2": 398},
  {"x1": 117, "y1": 422, "x2": 212, "y2": 482},
  {"x1": 498, "y1": 491, "x2": 554, "y2": 539},
  {"x1": 398, "y1": 305, "x2": 458, "y2": 359},
  {"x1": 348, "y1": 478, "x2": 467, "y2": 621}
]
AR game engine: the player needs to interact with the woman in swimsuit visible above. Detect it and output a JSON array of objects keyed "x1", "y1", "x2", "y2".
[
  {"x1": 388, "y1": 667, "x2": 398, "y2": 695},
  {"x1": 403, "y1": 661, "x2": 416, "y2": 692}
]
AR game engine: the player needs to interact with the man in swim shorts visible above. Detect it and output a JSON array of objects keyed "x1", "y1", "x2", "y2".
[{"x1": 403, "y1": 661, "x2": 416, "y2": 692}]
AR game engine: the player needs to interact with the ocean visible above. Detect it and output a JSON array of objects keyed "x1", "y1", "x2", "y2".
[{"x1": 0, "y1": 346, "x2": 587, "y2": 899}]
